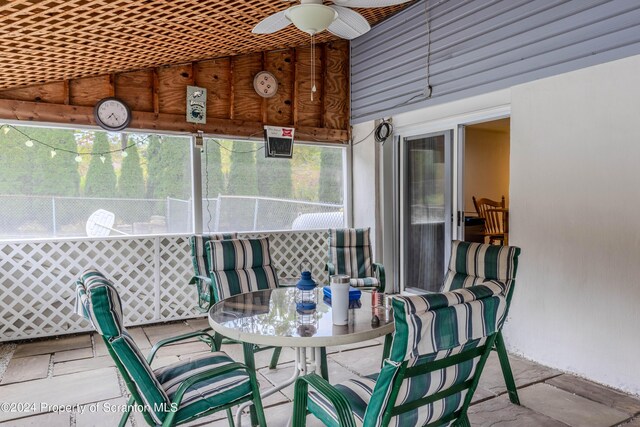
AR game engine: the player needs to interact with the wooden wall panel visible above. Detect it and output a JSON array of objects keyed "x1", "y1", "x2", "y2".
[
  {"x1": 324, "y1": 40, "x2": 349, "y2": 130},
  {"x1": 158, "y1": 63, "x2": 193, "y2": 115},
  {"x1": 265, "y1": 49, "x2": 294, "y2": 126},
  {"x1": 115, "y1": 70, "x2": 153, "y2": 112},
  {"x1": 295, "y1": 45, "x2": 323, "y2": 128},
  {"x1": 70, "y1": 76, "x2": 112, "y2": 106},
  {"x1": 194, "y1": 58, "x2": 231, "y2": 120},
  {"x1": 232, "y1": 53, "x2": 263, "y2": 122},
  {"x1": 0, "y1": 82, "x2": 65, "y2": 104},
  {"x1": 0, "y1": 42, "x2": 349, "y2": 143}
]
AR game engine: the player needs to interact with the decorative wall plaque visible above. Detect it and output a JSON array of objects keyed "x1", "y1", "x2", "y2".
[{"x1": 186, "y1": 86, "x2": 207, "y2": 124}]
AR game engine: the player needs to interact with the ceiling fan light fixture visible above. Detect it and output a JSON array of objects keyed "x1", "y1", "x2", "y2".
[{"x1": 285, "y1": 4, "x2": 338, "y2": 35}]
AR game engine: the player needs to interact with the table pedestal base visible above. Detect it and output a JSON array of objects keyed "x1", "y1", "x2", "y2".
[{"x1": 236, "y1": 346, "x2": 323, "y2": 426}]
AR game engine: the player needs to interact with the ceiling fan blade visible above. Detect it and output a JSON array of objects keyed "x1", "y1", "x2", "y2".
[
  {"x1": 328, "y1": 6, "x2": 371, "y2": 39},
  {"x1": 252, "y1": 10, "x2": 291, "y2": 34},
  {"x1": 333, "y1": 0, "x2": 413, "y2": 8}
]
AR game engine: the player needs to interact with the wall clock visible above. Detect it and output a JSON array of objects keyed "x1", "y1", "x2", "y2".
[
  {"x1": 253, "y1": 71, "x2": 278, "y2": 98},
  {"x1": 94, "y1": 97, "x2": 132, "y2": 131}
]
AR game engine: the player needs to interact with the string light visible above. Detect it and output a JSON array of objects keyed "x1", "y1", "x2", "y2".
[{"x1": 0, "y1": 124, "x2": 154, "y2": 161}]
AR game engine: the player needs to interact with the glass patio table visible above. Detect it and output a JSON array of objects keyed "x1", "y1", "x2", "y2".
[{"x1": 208, "y1": 287, "x2": 394, "y2": 424}]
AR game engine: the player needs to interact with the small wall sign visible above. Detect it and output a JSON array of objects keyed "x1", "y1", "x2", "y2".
[
  {"x1": 264, "y1": 125, "x2": 295, "y2": 159},
  {"x1": 186, "y1": 86, "x2": 207, "y2": 124}
]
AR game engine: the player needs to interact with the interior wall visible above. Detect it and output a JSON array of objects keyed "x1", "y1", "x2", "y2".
[
  {"x1": 464, "y1": 128, "x2": 510, "y2": 214},
  {"x1": 508, "y1": 54, "x2": 640, "y2": 395},
  {"x1": 351, "y1": 122, "x2": 378, "y2": 255}
]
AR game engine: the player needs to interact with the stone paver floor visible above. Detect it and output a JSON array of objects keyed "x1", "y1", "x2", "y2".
[{"x1": 0, "y1": 319, "x2": 639, "y2": 427}]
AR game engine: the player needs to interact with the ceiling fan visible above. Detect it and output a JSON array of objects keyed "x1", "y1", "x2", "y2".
[{"x1": 253, "y1": 0, "x2": 414, "y2": 39}]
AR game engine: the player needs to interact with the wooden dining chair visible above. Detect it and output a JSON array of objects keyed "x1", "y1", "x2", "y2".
[{"x1": 472, "y1": 196, "x2": 507, "y2": 245}]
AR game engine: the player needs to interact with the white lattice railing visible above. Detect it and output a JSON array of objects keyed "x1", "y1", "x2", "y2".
[{"x1": 0, "y1": 230, "x2": 329, "y2": 342}]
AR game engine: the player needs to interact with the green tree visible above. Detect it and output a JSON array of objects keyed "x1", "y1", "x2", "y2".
[
  {"x1": 203, "y1": 139, "x2": 225, "y2": 198},
  {"x1": 226, "y1": 141, "x2": 257, "y2": 196},
  {"x1": 31, "y1": 128, "x2": 79, "y2": 197},
  {"x1": 84, "y1": 132, "x2": 116, "y2": 197},
  {"x1": 117, "y1": 142, "x2": 144, "y2": 198},
  {"x1": 256, "y1": 146, "x2": 292, "y2": 199},
  {"x1": 146, "y1": 135, "x2": 190, "y2": 199},
  {"x1": 318, "y1": 147, "x2": 343, "y2": 204}
]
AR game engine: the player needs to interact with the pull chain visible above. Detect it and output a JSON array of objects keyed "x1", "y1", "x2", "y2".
[{"x1": 311, "y1": 33, "x2": 316, "y2": 101}]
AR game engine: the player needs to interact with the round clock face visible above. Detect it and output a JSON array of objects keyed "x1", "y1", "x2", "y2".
[
  {"x1": 94, "y1": 97, "x2": 132, "y2": 131},
  {"x1": 253, "y1": 71, "x2": 278, "y2": 98}
]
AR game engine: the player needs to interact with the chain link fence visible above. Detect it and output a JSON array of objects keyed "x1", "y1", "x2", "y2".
[{"x1": 0, "y1": 194, "x2": 343, "y2": 239}]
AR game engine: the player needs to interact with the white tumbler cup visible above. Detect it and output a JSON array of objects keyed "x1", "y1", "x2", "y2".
[{"x1": 330, "y1": 274, "x2": 350, "y2": 325}]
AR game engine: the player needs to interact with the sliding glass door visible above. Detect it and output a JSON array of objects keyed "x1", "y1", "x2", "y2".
[{"x1": 401, "y1": 131, "x2": 452, "y2": 293}]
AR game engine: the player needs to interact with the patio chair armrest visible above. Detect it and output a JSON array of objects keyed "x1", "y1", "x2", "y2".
[
  {"x1": 162, "y1": 362, "x2": 248, "y2": 427},
  {"x1": 147, "y1": 331, "x2": 213, "y2": 363},
  {"x1": 373, "y1": 262, "x2": 386, "y2": 292},
  {"x1": 326, "y1": 262, "x2": 336, "y2": 276},
  {"x1": 188, "y1": 275, "x2": 211, "y2": 285},
  {"x1": 293, "y1": 373, "x2": 358, "y2": 427}
]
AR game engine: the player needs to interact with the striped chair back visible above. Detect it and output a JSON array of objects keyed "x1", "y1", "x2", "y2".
[
  {"x1": 189, "y1": 233, "x2": 238, "y2": 279},
  {"x1": 442, "y1": 240, "x2": 520, "y2": 298},
  {"x1": 328, "y1": 228, "x2": 374, "y2": 279},
  {"x1": 74, "y1": 269, "x2": 171, "y2": 425},
  {"x1": 206, "y1": 237, "x2": 278, "y2": 302},
  {"x1": 363, "y1": 283, "x2": 508, "y2": 427}
]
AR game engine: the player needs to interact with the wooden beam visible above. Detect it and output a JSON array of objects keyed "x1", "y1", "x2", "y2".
[
  {"x1": 63, "y1": 80, "x2": 70, "y2": 105},
  {"x1": 0, "y1": 99, "x2": 347, "y2": 143},
  {"x1": 152, "y1": 68, "x2": 160, "y2": 114},
  {"x1": 108, "y1": 74, "x2": 115, "y2": 97},
  {"x1": 261, "y1": 51, "x2": 267, "y2": 124},
  {"x1": 229, "y1": 57, "x2": 235, "y2": 120},
  {"x1": 292, "y1": 47, "x2": 298, "y2": 127}
]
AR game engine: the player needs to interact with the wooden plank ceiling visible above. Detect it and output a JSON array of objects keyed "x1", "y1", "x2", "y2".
[{"x1": 0, "y1": 1, "x2": 410, "y2": 142}]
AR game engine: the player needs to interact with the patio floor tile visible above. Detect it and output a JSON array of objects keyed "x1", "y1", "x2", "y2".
[
  {"x1": 621, "y1": 417, "x2": 640, "y2": 426},
  {"x1": 1, "y1": 354, "x2": 50, "y2": 384},
  {"x1": 329, "y1": 346, "x2": 383, "y2": 377},
  {"x1": 12, "y1": 335, "x2": 91, "y2": 358},
  {"x1": 546, "y1": 375, "x2": 640, "y2": 416},
  {"x1": 519, "y1": 383, "x2": 631, "y2": 427},
  {"x1": 53, "y1": 347, "x2": 93, "y2": 363},
  {"x1": 126, "y1": 327, "x2": 152, "y2": 349},
  {"x1": 0, "y1": 367, "x2": 121, "y2": 422},
  {"x1": 468, "y1": 394, "x2": 569, "y2": 426},
  {"x1": 53, "y1": 355, "x2": 114, "y2": 376},
  {"x1": 0, "y1": 412, "x2": 69, "y2": 426},
  {"x1": 75, "y1": 397, "x2": 135, "y2": 427},
  {"x1": 478, "y1": 352, "x2": 562, "y2": 395},
  {"x1": 142, "y1": 322, "x2": 192, "y2": 344}
]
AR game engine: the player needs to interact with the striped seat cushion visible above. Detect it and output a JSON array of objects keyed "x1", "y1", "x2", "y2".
[
  {"x1": 190, "y1": 233, "x2": 238, "y2": 279},
  {"x1": 207, "y1": 238, "x2": 278, "y2": 301},
  {"x1": 111, "y1": 333, "x2": 171, "y2": 425},
  {"x1": 350, "y1": 277, "x2": 379, "y2": 288},
  {"x1": 329, "y1": 228, "x2": 374, "y2": 279},
  {"x1": 154, "y1": 351, "x2": 252, "y2": 424},
  {"x1": 80, "y1": 269, "x2": 124, "y2": 338},
  {"x1": 442, "y1": 240, "x2": 520, "y2": 292},
  {"x1": 76, "y1": 270, "x2": 171, "y2": 425}
]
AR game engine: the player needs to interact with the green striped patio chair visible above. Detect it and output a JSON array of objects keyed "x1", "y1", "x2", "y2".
[
  {"x1": 73, "y1": 269, "x2": 266, "y2": 427},
  {"x1": 189, "y1": 233, "x2": 238, "y2": 312},
  {"x1": 206, "y1": 237, "x2": 284, "y2": 376},
  {"x1": 327, "y1": 228, "x2": 385, "y2": 290},
  {"x1": 441, "y1": 240, "x2": 521, "y2": 405},
  {"x1": 293, "y1": 282, "x2": 509, "y2": 427}
]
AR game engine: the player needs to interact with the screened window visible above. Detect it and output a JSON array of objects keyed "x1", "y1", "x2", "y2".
[
  {"x1": 201, "y1": 138, "x2": 346, "y2": 232},
  {"x1": 0, "y1": 124, "x2": 192, "y2": 239}
]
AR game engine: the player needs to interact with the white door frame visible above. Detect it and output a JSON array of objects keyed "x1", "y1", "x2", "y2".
[{"x1": 392, "y1": 104, "x2": 511, "y2": 293}]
